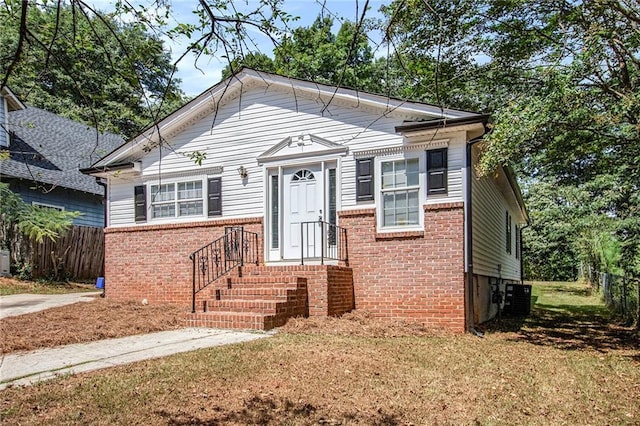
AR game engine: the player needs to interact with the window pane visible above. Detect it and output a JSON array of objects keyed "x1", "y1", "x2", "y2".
[
  {"x1": 271, "y1": 176, "x2": 279, "y2": 249},
  {"x1": 151, "y1": 184, "x2": 174, "y2": 202},
  {"x1": 383, "y1": 192, "x2": 395, "y2": 227},
  {"x1": 407, "y1": 158, "x2": 419, "y2": 186},
  {"x1": 408, "y1": 190, "x2": 419, "y2": 224},
  {"x1": 408, "y1": 190, "x2": 419, "y2": 208},
  {"x1": 152, "y1": 203, "x2": 175, "y2": 218},
  {"x1": 178, "y1": 201, "x2": 203, "y2": 216},
  {"x1": 395, "y1": 161, "x2": 406, "y2": 186},
  {"x1": 382, "y1": 161, "x2": 394, "y2": 189},
  {"x1": 178, "y1": 181, "x2": 202, "y2": 200}
]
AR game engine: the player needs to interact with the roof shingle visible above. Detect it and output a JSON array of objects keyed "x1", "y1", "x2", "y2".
[{"x1": 1, "y1": 106, "x2": 124, "y2": 195}]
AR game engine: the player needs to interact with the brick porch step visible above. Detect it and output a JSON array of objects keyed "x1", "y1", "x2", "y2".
[
  {"x1": 183, "y1": 311, "x2": 290, "y2": 330},
  {"x1": 185, "y1": 269, "x2": 309, "y2": 330},
  {"x1": 203, "y1": 299, "x2": 284, "y2": 313},
  {"x1": 216, "y1": 287, "x2": 300, "y2": 299}
]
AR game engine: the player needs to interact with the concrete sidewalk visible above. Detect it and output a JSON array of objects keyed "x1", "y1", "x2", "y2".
[
  {"x1": 0, "y1": 292, "x2": 102, "y2": 319},
  {"x1": 0, "y1": 328, "x2": 270, "y2": 390}
]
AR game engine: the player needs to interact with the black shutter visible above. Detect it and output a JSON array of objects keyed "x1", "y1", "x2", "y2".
[
  {"x1": 506, "y1": 212, "x2": 512, "y2": 254},
  {"x1": 427, "y1": 148, "x2": 448, "y2": 195},
  {"x1": 208, "y1": 177, "x2": 222, "y2": 217},
  {"x1": 356, "y1": 158, "x2": 374, "y2": 202},
  {"x1": 134, "y1": 185, "x2": 147, "y2": 222}
]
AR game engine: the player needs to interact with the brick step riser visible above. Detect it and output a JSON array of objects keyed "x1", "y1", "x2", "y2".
[
  {"x1": 183, "y1": 312, "x2": 293, "y2": 330},
  {"x1": 204, "y1": 300, "x2": 282, "y2": 311},
  {"x1": 216, "y1": 288, "x2": 303, "y2": 298},
  {"x1": 219, "y1": 283, "x2": 304, "y2": 291},
  {"x1": 204, "y1": 301, "x2": 306, "y2": 315},
  {"x1": 227, "y1": 276, "x2": 305, "y2": 285},
  {"x1": 203, "y1": 305, "x2": 304, "y2": 315}
]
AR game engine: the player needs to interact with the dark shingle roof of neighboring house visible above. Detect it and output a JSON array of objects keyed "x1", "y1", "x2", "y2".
[{"x1": 1, "y1": 106, "x2": 124, "y2": 195}]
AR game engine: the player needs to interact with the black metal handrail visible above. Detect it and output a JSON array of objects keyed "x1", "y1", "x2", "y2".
[
  {"x1": 300, "y1": 221, "x2": 348, "y2": 266},
  {"x1": 189, "y1": 227, "x2": 258, "y2": 313}
]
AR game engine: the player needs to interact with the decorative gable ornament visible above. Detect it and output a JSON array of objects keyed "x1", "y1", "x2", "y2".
[{"x1": 257, "y1": 133, "x2": 348, "y2": 164}]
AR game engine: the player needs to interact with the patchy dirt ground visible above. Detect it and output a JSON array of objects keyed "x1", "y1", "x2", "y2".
[
  {"x1": 0, "y1": 297, "x2": 185, "y2": 354},
  {"x1": 1, "y1": 282, "x2": 639, "y2": 425}
]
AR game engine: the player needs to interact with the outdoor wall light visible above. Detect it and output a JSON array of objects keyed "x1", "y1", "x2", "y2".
[{"x1": 237, "y1": 165, "x2": 248, "y2": 178}]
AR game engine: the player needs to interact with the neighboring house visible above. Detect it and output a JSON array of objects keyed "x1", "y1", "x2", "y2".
[
  {"x1": 83, "y1": 68, "x2": 527, "y2": 332},
  {"x1": 0, "y1": 92, "x2": 124, "y2": 227}
]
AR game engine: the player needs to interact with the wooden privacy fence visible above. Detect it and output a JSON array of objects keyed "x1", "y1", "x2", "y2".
[{"x1": 2, "y1": 224, "x2": 104, "y2": 281}]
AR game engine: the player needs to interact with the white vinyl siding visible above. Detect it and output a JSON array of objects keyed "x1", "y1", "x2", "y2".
[
  {"x1": 108, "y1": 84, "x2": 468, "y2": 226},
  {"x1": 108, "y1": 176, "x2": 139, "y2": 226},
  {"x1": 472, "y1": 168, "x2": 521, "y2": 281}
]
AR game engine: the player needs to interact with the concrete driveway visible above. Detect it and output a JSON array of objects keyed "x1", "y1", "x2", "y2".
[{"x1": 0, "y1": 292, "x2": 102, "y2": 319}]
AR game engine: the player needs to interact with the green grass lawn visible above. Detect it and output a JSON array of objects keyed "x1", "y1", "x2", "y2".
[{"x1": 1, "y1": 281, "x2": 638, "y2": 425}]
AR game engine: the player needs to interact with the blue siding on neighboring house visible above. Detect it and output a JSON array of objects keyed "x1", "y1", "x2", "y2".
[{"x1": 9, "y1": 180, "x2": 105, "y2": 227}]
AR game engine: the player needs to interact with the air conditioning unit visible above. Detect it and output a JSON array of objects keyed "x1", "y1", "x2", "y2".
[{"x1": 0, "y1": 249, "x2": 10, "y2": 276}]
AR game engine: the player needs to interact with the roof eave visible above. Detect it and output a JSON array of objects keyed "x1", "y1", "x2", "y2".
[
  {"x1": 395, "y1": 114, "x2": 491, "y2": 133},
  {"x1": 1, "y1": 86, "x2": 26, "y2": 111},
  {"x1": 80, "y1": 161, "x2": 140, "y2": 177}
]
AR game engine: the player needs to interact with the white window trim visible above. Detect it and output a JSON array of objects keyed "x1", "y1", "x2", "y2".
[
  {"x1": 32, "y1": 201, "x2": 65, "y2": 211},
  {"x1": 147, "y1": 176, "x2": 207, "y2": 223},
  {"x1": 376, "y1": 152, "x2": 424, "y2": 233}
]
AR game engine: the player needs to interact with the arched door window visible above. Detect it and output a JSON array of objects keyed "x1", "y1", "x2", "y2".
[{"x1": 291, "y1": 169, "x2": 315, "y2": 182}]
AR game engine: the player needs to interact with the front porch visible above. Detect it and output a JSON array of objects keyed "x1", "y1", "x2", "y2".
[{"x1": 183, "y1": 264, "x2": 354, "y2": 330}]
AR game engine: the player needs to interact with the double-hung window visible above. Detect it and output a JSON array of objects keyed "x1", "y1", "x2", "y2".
[
  {"x1": 150, "y1": 180, "x2": 203, "y2": 219},
  {"x1": 381, "y1": 158, "x2": 420, "y2": 227}
]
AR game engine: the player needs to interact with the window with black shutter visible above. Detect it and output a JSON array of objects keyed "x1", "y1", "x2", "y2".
[
  {"x1": 208, "y1": 177, "x2": 222, "y2": 217},
  {"x1": 356, "y1": 158, "x2": 374, "y2": 201},
  {"x1": 426, "y1": 148, "x2": 448, "y2": 195},
  {"x1": 134, "y1": 185, "x2": 147, "y2": 222},
  {"x1": 505, "y1": 211, "x2": 512, "y2": 254}
]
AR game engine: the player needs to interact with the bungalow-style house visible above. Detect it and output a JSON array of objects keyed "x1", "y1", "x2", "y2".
[
  {"x1": 0, "y1": 89, "x2": 123, "y2": 227},
  {"x1": 83, "y1": 68, "x2": 527, "y2": 332}
]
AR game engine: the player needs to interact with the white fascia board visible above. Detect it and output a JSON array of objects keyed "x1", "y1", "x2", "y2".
[{"x1": 255, "y1": 70, "x2": 469, "y2": 119}]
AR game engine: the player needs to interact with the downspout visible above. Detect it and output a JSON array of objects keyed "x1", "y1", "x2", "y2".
[
  {"x1": 95, "y1": 178, "x2": 107, "y2": 227},
  {"x1": 519, "y1": 223, "x2": 529, "y2": 284},
  {"x1": 95, "y1": 178, "x2": 107, "y2": 281},
  {"x1": 465, "y1": 136, "x2": 485, "y2": 332}
]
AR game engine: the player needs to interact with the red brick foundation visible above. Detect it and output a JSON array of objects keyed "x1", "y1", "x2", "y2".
[
  {"x1": 338, "y1": 202, "x2": 466, "y2": 332},
  {"x1": 104, "y1": 218, "x2": 263, "y2": 306},
  {"x1": 105, "y1": 203, "x2": 465, "y2": 332}
]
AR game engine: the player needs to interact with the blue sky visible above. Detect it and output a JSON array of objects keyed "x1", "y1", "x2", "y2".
[{"x1": 92, "y1": 1, "x2": 387, "y2": 96}]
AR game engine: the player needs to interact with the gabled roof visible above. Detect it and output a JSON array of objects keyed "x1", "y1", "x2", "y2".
[
  {"x1": 1, "y1": 86, "x2": 26, "y2": 111},
  {"x1": 88, "y1": 68, "x2": 484, "y2": 170},
  {"x1": 2, "y1": 106, "x2": 124, "y2": 195}
]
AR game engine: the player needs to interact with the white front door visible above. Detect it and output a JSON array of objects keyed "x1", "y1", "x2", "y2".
[{"x1": 283, "y1": 165, "x2": 323, "y2": 259}]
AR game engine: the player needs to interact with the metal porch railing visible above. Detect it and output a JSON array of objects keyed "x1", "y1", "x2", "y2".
[
  {"x1": 189, "y1": 227, "x2": 258, "y2": 313},
  {"x1": 300, "y1": 221, "x2": 348, "y2": 266}
]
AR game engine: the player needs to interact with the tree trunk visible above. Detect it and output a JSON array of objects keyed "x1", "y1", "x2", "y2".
[{"x1": 636, "y1": 279, "x2": 640, "y2": 332}]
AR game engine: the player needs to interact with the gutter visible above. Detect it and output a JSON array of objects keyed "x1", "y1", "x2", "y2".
[
  {"x1": 80, "y1": 161, "x2": 140, "y2": 176},
  {"x1": 395, "y1": 113, "x2": 492, "y2": 133}
]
